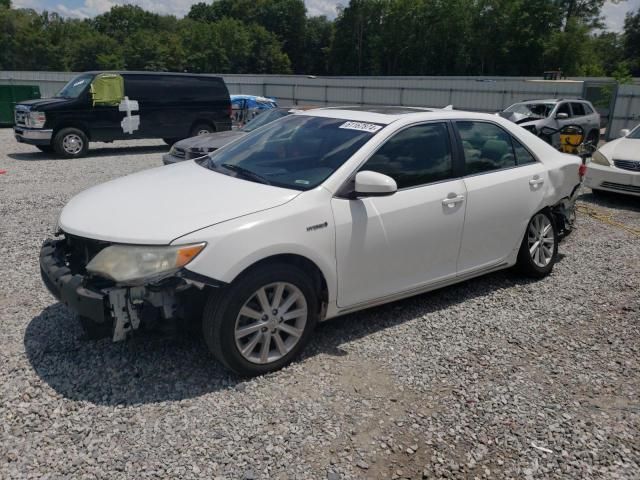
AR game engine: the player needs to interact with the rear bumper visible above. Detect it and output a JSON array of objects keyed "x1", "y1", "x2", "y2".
[
  {"x1": 14, "y1": 127, "x2": 53, "y2": 146},
  {"x1": 585, "y1": 163, "x2": 640, "y2": 197},
  {"x1": 40, "y1": 239, "x2": 108, "y2": 323}
]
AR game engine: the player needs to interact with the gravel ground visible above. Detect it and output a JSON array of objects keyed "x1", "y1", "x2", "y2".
[{"x1": 1, "y1": 128, "x2": 639, "y2": 479}]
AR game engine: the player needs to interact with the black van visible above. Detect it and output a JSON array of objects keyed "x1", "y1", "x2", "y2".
[{"x1": 14, "y1": 71, "x2": 232, "y2": 158}]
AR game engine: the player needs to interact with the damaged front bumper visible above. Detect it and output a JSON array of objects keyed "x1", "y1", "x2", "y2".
[{"x1": 39, "y1": 237, "x2": 223, "y2": 341}]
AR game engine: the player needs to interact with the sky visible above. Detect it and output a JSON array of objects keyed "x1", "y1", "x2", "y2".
[{"x1": 11, "y1": 0, "x2": 640, "y2": 31}]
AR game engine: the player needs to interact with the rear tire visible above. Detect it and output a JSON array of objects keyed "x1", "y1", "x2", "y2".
[
  {"x1": 190, "y1": 123, "x2": 214, "y2": 137},
  {"x1": 517, "y1": 210, "x2": 558, "y2": 278},
  {"x1": 202, "y1": 263, "x2": 318, "y2": 376},
  {"x1": 53, "y1": 128, "x2": 89, "y2": 158},
  {"x1": 36, "y1": 145, "x2": 54, "y2": 153}
]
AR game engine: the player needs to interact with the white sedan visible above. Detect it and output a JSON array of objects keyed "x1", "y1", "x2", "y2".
[
  {"x1": 40, "y1": 107, "x2": 583, "y2": 376},
  {"x1": 586, "y1": 124, "x2": 640, "y2": 197}
]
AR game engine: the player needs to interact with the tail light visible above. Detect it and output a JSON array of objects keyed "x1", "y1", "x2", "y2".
[{"x1": 578, "y1": 164, "x2": 587, "y2": 178}]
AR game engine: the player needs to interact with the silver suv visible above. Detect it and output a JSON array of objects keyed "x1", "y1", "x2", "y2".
[{"x1": 500, "y1": 99, "x2": 601, "y2": 146}]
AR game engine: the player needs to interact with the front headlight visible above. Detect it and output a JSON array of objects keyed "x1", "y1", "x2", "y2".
[
  {"x1": 591, "y1": 151, "x2": 611, "y2": 166},
  {"x1": 86, "y1": 243, "x2": 206, "y2": 283},
  {"x1": 169, "y1": 145, "x2": 176, "y2": 155},
  {"x1": 28, "y1": 111, "x2": 46, "y2": 128}
]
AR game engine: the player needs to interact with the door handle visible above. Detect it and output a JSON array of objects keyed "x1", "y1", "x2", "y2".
[
  {"x1": 529, "y1": 176, "x2": 544, "y2": 187},
  {"x1": 442, "y1": 194, "x2": 465, "y2": 208}
]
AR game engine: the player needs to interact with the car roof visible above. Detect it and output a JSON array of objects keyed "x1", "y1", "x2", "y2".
[
  {"x1": 298, "y1": 106, "x2": 501, "y2": 125},
  {"x1": 519, "y1": 98, "x2": 590, "y2": 104}
]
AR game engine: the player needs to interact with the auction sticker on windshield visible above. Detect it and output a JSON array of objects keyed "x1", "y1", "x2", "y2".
[{"x1": 339, "y1": 121, "x2": 383, "y2": 133}]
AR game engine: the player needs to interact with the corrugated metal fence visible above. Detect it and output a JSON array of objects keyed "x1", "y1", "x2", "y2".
[{"x1": 1, "y1": 71, "x2": 639, "y2": 137}]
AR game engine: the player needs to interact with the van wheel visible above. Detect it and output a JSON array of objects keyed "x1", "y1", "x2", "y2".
[
  {"x1": 53, "y1": 128, "x2": 89, "y2": 158},
  {"x1": 517, "y1": 210, "x2": 558, "y2": 278},
  {"x1": 36, "y1": 145, "x2": 54, "y2": 153},
  {"x1": 202, "y1": 263, "x2": 318, "y2": 376},
  {"x1": 190, "y1": 123, "x2": 214, "y2": 137}
]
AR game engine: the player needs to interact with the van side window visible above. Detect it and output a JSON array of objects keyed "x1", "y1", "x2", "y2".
[
  {"x1": 456, "y1": 121, "x2": 516, "y2": 174},
  {"x1": 571, "y1": 102, "x2": 586, "y2": 116},
  {"x1": 362, "y1": 123, "x2": 453, "y2": 188}
]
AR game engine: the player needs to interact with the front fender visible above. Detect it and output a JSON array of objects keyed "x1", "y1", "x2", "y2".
[{"x1": 174, "y1": 188, "x2": 338, "y2": 306}]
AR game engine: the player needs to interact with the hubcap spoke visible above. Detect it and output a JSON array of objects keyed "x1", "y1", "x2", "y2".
[
  {"x1": 241, "y1": 332, "x2": 261, "y2": 357},
  {"x1": 235, "y1": 322, "x2": 264, "y2": 339},
  {"x1": 278, "y1": 323, "x2": 302, "y2": 338},
  {"x1": 271, "y1": 283, "x2": 285, "y2": 310},
  {"x1": 282, "y1": 308, "x2": 307, "y2": 321},
  {"x1": 279, "y1": 291, "x2": 300, "y2": 313},
  {"x1": 259, "y1": 334, "x2": 271, "y2": 363},
  {"x1": 240, "y1": 306, "x2": 263, "y2": 321},
  {"x1": 273, "y1": 332, "x2": 287, "y2": 355},
  {"x1": 235, "y1": 282, "x2": 308, "y2": 365},
  {"x1": 527, "y1": 213, "x2": 554, "y2": 268},
  {"x1": 256, "y1": 288, "x2": 271, "y2": 313}
]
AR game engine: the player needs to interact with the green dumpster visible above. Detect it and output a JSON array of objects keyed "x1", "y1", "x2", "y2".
[{"x1": 0, "y1": 84, "x2": 41, "y2": 126}]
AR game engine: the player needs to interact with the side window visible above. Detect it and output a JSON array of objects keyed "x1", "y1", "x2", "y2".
[
  {"x1": 456, "y1": 121, "x2": 516, "y2": 175},
  {"x1": 556, "y1": 102, "x2": 571, "y2": 117},
  {"x1": 571, "y1": 102, "x2": 586, "y2": 117},
  {"x1": 361, "y1": 123, "x2": 453, "y2": 189},
  {"x1": 512, "y1": 137, "x2": 536, "y2": 165},
  {"x1": 583, "y1": 103, "x2": 594, "y2": 114}
]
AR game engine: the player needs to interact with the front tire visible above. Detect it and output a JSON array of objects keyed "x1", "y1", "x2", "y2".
[
  {"x1": 53, "y1": 128, "x2": 89, "y2": 158},
  {"x1": 517, "y1": 210, "x2": 558, "y2": 278},
  {"x1": 202, "y1": 263, "x2": 318, "y2": 376}
]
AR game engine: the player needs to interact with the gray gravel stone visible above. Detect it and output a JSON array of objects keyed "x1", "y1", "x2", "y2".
[{"x1": 1, "y1": 129, "x2": 639, "y2": 479}]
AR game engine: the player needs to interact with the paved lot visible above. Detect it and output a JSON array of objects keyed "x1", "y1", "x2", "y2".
[{"x1": 0, "y1": 128, "x2": 639, "y2": 479}]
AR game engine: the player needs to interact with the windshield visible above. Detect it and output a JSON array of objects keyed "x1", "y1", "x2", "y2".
[
  {"x1": 628, "y1": 125, "x2": 640, "y2": 139},
  {"x1": 241, "y1": 109, "x2": 290, "y2": 132},
  {"x1": 56, "y1": 74, "x2": 94, "y2": 98},
  {"x1": 201, "y1": 115, "x2": 381, "y2": 191},
  {"x1": 505, "y1": 102, "x2": 555, "y2": 119}
]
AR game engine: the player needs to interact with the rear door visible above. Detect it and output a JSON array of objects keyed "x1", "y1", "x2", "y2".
[
  {"x1": 332, "y1": 121, "x2": 467, "y2": 307},
  {"x1": 454, "y1": 121, "x2": 547, "y2": 274}
]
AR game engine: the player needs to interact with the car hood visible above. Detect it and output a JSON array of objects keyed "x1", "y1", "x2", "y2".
[
  {"x1": 498, "y1": 112, "x2": 545, "y2": 125},
  {"x1": 17, "y1": 97, "x2": 72, "y2": 110},
  {"x1": 59, "y1": 161, "x2": 300, "y2": 244},
  {"x1": 175, "y1": 130, "x2": 246, "y2": 151},
  {"x1": 599, "y1": 137, "x2": 640, "y2": 160}
]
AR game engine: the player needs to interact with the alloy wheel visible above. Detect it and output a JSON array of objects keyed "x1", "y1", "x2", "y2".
[
  {"x1": 527, "y1": 213, "x2": 555, "y2": 268},
  {"x1": 234, "y1": 282, "x2": 308, "y2": 364}
]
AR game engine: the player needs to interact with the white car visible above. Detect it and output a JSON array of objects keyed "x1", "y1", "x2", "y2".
[
  {"x1": 40, "y1": 107, "x2": 583, "y2": 376},
  {"x1": 585, "y1": 125, "x2": 640, "y2": 197}
]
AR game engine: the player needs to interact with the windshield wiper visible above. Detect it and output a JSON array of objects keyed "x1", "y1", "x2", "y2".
[{"x1": 221, "y1": 163, "x2": 272, "y2": 185}]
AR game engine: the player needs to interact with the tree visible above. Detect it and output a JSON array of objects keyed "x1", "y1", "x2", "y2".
[
  {"x1": 302, "y1": 16, "x2": 333, "y2": 75},
  {"x1": 0, "y1": 0, "x2": 11, "y2": 9},
  {"x1": 623, "y1": 8, "x2": 640, "y2": 75}
]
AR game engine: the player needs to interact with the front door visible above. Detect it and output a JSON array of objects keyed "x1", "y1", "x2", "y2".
[
  {"x1": 332, "y1": 122, "x2": 467, "y2": 308},
  {"x1": 454, "y1": 120, "x2": 548, "y2": 274}
]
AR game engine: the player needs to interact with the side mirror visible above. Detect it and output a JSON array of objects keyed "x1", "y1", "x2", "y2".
[
  {"x1": 556, "y1": 112, "x2": 569, "y2": 120},
  {"x1": 354, "y1": 171, "x2": 397, "y2": 197},
  {"x1": 620, "y1": 129, "x2": 630, "y2": 137}
]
